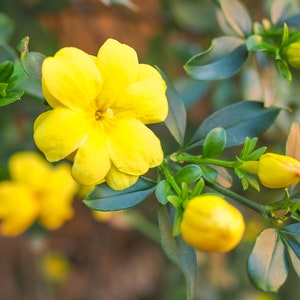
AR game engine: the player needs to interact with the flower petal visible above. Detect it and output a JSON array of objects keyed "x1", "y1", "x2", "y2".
[
  {"x1": 95, "y1": 39, "x2": 139, "y2": 106},
  {"x1": 107, "y1": 119, "x2": 163, "y2": 175},
  {"x1": 105, "y1": 164, "x2": 138, "y2": 190},
  {"x1": 39, "y1": 163, "x2": 78, "y2": 229},
  {"x1": 0, "y1": 182, "x2": 39, "y2": 236},
  {"x1": 72, "y1": 127, "x2": 111, "y2": 185},
  {"x1": 9, "y1": 152, "x2": 51, "y2": 189},
  {"x1": 42, "y1": 47, "x2": 102, "y2": 110},
  {"x1": 34, "y1": 107, "x2": 90, "y2": 162}
]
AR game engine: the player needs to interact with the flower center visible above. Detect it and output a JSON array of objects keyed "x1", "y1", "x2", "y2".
[{"x1": 94, "y1": 108, "x2": 113, "y2": 121}]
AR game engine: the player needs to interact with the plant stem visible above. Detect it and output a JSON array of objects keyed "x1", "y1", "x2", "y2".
[
  {"x1": 159, "y1": 160, "x2": 182, "y2": 196},
  {"x1": 205, "y1": 181, "x2": 272, "y2": 223},
  {"x1": 173, "y1": 154, "x2": 236, "y2": 168}
]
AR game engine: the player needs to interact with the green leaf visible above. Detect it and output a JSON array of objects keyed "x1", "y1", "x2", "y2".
[
  {"x1": 0, "y1": 61, "x2": 14, "y2": 82},
  {"x1": 21, "y1": 51, "x2": 45, "y2": 82},
  {"x1": 158, "y1": 204, "x2": 197, "y2": 300},
  {"x1": 155, "y1": 180, "x2": 172, "y2": 205},
  {"x1": 174, "y1": 164, "x2": 202, "y2": 184},
  {"x1": 200, "y1": 165, "x2": 218, "y2": 182},
  {"x1": 279, "y1": 224, "x2": 300, "y2": 278},
  {"x1": 248, "y1": 228, "x2": 288, "y2": 292},
  {"x1": 186, "y1": 101, "x2": 281, "y2": 150},
  {"x1": 84, "y1": 177, "x2": 156, "y2": 211},
  {"x1": 218, "y1": 0, "x2": 252, "y2": 37},
  {"x1": 184, "y1": 36, "x2": 248, "y2": 81},
  {"x1": 160, "y1": 70, "x2": 187, "y2": 146},
  {"x1": 202, "y1": 127, "x2": 226, "y2": 158},
  {"x1": 0, "y1": 90, "x2": 24, "y2": 106}
]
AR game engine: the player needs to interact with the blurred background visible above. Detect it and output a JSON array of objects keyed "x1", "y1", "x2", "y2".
[{"x1": 0, "y1": 0, "x2": 300, "y2": 299}]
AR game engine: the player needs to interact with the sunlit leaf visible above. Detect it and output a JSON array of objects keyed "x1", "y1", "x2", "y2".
[
  {"x1": 248, "y1": 228, "x2": 288, "y2": 292},
  {"x1": 186, "y1": 101, "x2": 281, "y2": 150},
  {"x1": 184, "y1": 36, "x2": 248, "y2": 81},
  {"x1": 84, "y1": 177, "x2": 156, "y2": 211},
  {"x1": 218, "y1": 0, "x2": 252, "y2": 37},
  {"x1": 0, "y1": 90, "x2": 24, "y2": 106},
  {"x1": 286, "y1": 122, "x2": 300, "y2": 161},
  {"x1": 158, "y1": 204, "x2": 197, "y2": 300}
]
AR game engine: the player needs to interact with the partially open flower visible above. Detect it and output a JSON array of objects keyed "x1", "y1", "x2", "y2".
[
  {"x1": 34, "y1": 39, "x2": 168, "y2": 190},
  {"x1": 257, "y1": 153, "x2": 300, "y2": 188},
  {"x1": 181, "y1": 195, "x2": 245, "y2": 252}
]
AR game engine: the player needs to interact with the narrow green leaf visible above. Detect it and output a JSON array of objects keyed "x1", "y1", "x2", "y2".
[
  {"x1": 0, "y1": 90, "x2": 24, "y2": 106},
  {"x1": 159, "y1": 70, "x2": 186, "y2": 146},
  {"x1": 155, "y1": 180, "x2": 172, "y2": 205},
  {"x1": 248, "y1": 228, "x2": 288, "y2": 292},
  {"x1": 84, "y1": 177, "x2": 156, "y2": 211},
  {"x1": 187, "y1": 101, "x2": 281, "y2": 150},
  {"x1": 219, "y1": 0, "x2": 252, "y2": 37},
  {"x1": 184, "y1": 36, "x2": 248, "y2": 81},
  {"x1": 202, "y1": 127, "x2": 226, "y2": 158},
  {"x1": 174, "y1": 164, "x2": 202, "y2": 184},
  {"x1": 158, "y1": 204, "x2": 197, "y2": 300}
]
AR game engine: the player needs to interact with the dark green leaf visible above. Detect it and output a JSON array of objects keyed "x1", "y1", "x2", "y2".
[
  {"x1": 84, "y1": 177, "x2": 156, "y2": 211},
  {"x1": 248, "y1": 228, "x2": 288, "y2": 292},
  {"x1": 158, "y1": 204, "x2": 197, "y2": 300},
  {"x1": 187, "y1": 101, "x2": 281, "y2": 150},
  {"x1": 184, "y1": 36, "x2": 248, "y2": 81},
  {"x1": 155, "y1": 180, "x2": 172, "y2": 205},
  {"x1": 218, "y1": 0, "x2": 252, "y2": 37},
  {"x1": 160, "y1": 70, "x2": 187, "y2": 146},
  {"x1": 174, "y1": 164, "x2": 202, "y2": 184},
  {"x1": 202, "y1": 127, "x2": 226, "y2": 158}
]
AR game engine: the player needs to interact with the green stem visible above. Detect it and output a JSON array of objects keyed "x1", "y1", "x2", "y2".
[
  {"x1": 159, "y1": 160, "x2": 182, "y2": 196},
  {"x1": 174, "y1": 154, "x2": 236, "y2": 168},
  {"x1": 205, "y1": 181, "x2": 272, "y2": 224}
]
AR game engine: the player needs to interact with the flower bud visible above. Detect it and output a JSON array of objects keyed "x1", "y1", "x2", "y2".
[
  {"x1": 257, "y1": 153, "x2": 300, "y2": 188},
  {"x1": 281, "y1": 41, "x2": 300, "y2": 69},
  {"x1": 239, "y1": 161, "x2": 259, "y2": 174},
  {"x1": 181, "y1": 195, "x2": 245, "y2": 253}
]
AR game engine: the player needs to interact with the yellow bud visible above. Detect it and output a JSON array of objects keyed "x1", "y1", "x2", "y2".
[
  {"x1": 239, "y1": 161, "x2": 259, "y2": 174},
  {"x1": 281, "y1": 41, "x2": 300, "y2": 69},
  {"x1": 181, "y1": 195, "x2": 245, "y2": 253},
  {"x1": 257, "y1": 153, "x2": 300, "y2": 188}
]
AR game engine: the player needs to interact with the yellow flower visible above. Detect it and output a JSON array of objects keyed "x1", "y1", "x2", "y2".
[
  {"x1": 281, "y1": 41, "x2": 300, "y2": 69},
  {"x1": 0, "y1": 152, "x2": 78, "y2": 236},
  {"x1": 34, "y1": 38, "x2": 168, "y2": 190},
  {"x1": 257, "y1": 153, "x2": 300, "y2": 188},
  {"x1": 181, "y1": 195, "x2": 245, "y2": 252}
]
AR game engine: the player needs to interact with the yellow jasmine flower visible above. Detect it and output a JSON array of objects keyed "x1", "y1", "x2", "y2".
[
  {"x1": 34, "y1": 38, "x2": 168, "y2": 190},
  {"x1": 0, "y1": 152, "x2": 78, "y2": 236},
  {"x1": 181, "y1": 195, "x2": 245, "y2": 252},
  {"x1": 257, "y1": 153, "x2": 300, "y2": 188}
]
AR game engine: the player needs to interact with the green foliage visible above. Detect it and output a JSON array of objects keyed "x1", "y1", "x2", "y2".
[
  {"x1": 158, "y1": 204, "x2": 197, "y2": 300},
  {"x1": 84, "y1": 177, "x2": 157, "y2": 211},
  {"x1": 0, "y1": 61, "x2": 24, "y2": 106},
  {"x1": 186, "y1": 101, "x2": 281, "y2": 150},
  {"x1": 174, "y1": 165, "x2": 202, "y2": 185},
  {"x1": 184, "y1": 36, "x2": 248, "y2": 81},
  {"x1": 202, "y1": 127, "x2": 226, "y2": 158},
  {"x1": 161, "y1": 70, "x2": 187, "y2": 146}
]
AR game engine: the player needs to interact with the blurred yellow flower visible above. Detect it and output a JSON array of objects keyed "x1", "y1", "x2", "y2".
[
  {"x1": 257, "y1": 153, "x2": 300, "y2": 188},
  {"x1": 0, "y1": 152, "x2": 78, "y2": 236},
  {"x1": 181, "y1": 195, "x2": 245, "y2": 252},
  {"x1": 34, "y1": 38, "x2": 168, "y2": 190}
]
